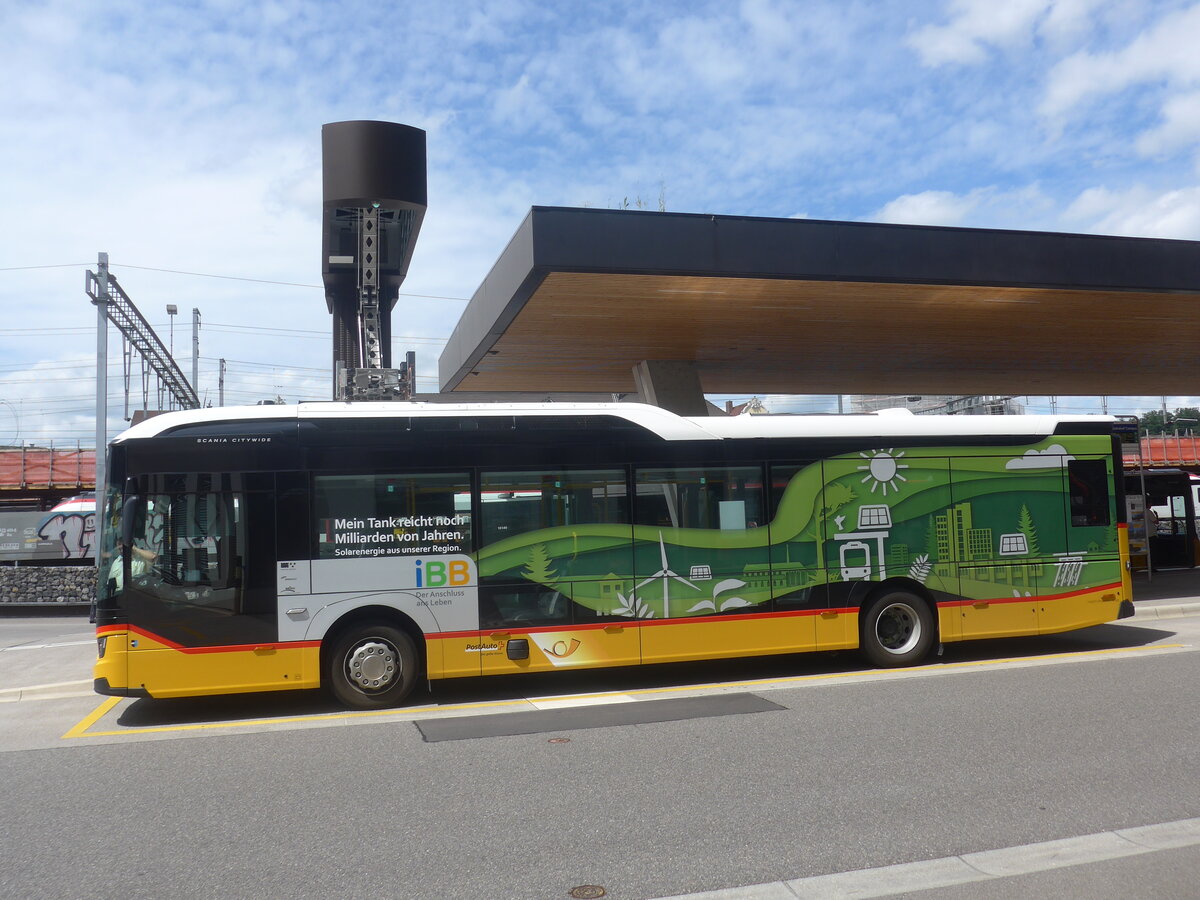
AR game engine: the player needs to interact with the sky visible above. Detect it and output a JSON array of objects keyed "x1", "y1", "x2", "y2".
[{"x1": 2, "y1": 0, "x2": 1199, "y2": 446}]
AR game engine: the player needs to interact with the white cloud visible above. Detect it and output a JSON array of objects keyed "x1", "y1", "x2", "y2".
[
  {"x1": 1006, "y1": 444, "x2": 1074, "y2": 468},
  {"x1": 1135, "y1": 90, "x2": 1200, "y2": 158},
  {"x1": 872, "y1": 190, "x2": 980, "y2": 226},
  {"x1": 1063, "y1": 185, "x2": 1200, "y2": 239},
  {"x1": 1040, "y1": 3, "x2": 1200, "y2": 119},
  {"x1": 908, "y1": 0, "x2": 1103, "y2": 67},
  {"x1": 908, "y1": 0, "x2": 1051, "y2": 65}
]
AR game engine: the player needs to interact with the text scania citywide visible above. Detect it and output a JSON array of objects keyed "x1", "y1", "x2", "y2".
[{"x1": 193, "y1": 437, "x2": 274, "y2": 444}]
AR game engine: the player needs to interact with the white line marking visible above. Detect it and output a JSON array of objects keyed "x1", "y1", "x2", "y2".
[
  {"x1": 0, "y1": 679, "x2": 94, "y2": 703},
  {"x1": 526, "y1": 692, "x2": 638, "y2": 710},
  {"x1": 787, "y1": 856, "x2": 982, "y2": 899},
  {"x1": 961, "y1": 831, "x2": 1144, "y2": 877},
  {"x1": 651, "y1": 817, "x2": 1200, "y2": 900},
  {"x1": 1118, "y1": 817, "x2": 1200, "y2": 850},
  {"x1": 0, "y1": 639, "x2": 94, "y2": 652}
]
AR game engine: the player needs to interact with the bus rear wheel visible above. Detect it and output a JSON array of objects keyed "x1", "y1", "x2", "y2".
[
  {"x1": 327, "y1": 622, "x2": 418, "y2": 709},
  {"x1": 859, "y1": 590, "x2": 935, "y2": 668}
]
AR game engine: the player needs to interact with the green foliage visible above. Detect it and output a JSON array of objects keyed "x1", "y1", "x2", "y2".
[
  {"x1": 1017, "y1": 504, "x2": 1041, "y2": 556},
  {"x1": 1138, "y1": 407, "x2": 1200, "y2": 435},
  {"x1": 1103, "y1": 523, "x2": 1118, "y2": 552},
  {"x1": 607, "y1": 182, "x2": 668, "y2": 212},
  {"x1": 825, "y1": 482, "x2": 857, "y2": 509},
  {"x1": 523, "y1": 544, "x2": 557, "y2": 585},
  {"x1": 801, "y1": 482, "x2": 858, "y2": 567}
]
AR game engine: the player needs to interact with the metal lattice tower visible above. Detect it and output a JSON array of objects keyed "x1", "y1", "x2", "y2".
[{"x1": 86, "y1": 255, "x2": 199, "y2": 411}]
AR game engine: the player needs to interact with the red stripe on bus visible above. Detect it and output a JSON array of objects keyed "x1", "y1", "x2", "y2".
[
  {"x1": 429, "y1": 607, "x2": 859, "y2": 640},
  {"x1": 100, "y1": 578, "x2": 1122, "y2": 647},
  {"x1": 99, "y1": 624, "x2": 319, "y2": 654},
  {"x1": 936, "y1": 581, "x2": 1122, "y2": 608}
]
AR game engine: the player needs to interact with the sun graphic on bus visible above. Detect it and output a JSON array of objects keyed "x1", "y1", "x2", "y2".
[{"x1": 858, "y1": 449, "x2": 909, "y2": 495}]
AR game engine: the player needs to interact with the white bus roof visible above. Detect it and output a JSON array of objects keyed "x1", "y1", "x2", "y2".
[{"x1": 113, "y1": 401, "x2": 1113, "y2": 444}]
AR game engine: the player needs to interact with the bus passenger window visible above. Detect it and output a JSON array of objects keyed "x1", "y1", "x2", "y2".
[
  {"x1": 1067, "y1": 459, "x2": 1110, "y2": 527},
  {"x1": 314, "y1": 473, "x2": 472, "y2": 559},
  {"x1": 634, "y1": 467, "x2": 764, "y2": 530},
  {"x1": 479, "y1": 582, "x2": 571, "y2": 628},
  {"x1": 479, "y1": 469, "x2": 628, "y2": 546}
]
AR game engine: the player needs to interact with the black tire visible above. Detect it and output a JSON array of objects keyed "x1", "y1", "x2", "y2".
[
  {"x1": 326, "y1": 622, "x2": 419, "y2": 709},
  {"x1": 859, "y1": 590, "x2": 935, "y2": 668}
]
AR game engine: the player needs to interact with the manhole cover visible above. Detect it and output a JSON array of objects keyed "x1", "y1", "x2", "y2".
[{"x1": 568, "y1": 887, "x2": 606, "y2": 899}]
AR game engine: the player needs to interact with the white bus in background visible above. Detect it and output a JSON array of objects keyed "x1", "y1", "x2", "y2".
[{"x1": 1148, "y1": 474, "x2": 1200, "y2": 535}]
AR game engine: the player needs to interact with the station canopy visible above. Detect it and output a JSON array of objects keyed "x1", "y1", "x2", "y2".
[{"x1": 438, "y1": 207, "x2": 1200, "y2": 397}]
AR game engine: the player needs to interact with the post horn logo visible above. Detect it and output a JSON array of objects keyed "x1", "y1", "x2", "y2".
[{"x1": 543, "y1": 638, "x2": 581, "y2": 659}]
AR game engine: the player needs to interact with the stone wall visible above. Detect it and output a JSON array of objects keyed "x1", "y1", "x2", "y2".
[{"x1": 0, "y1": 565, "x2": 96, "y2": 606}]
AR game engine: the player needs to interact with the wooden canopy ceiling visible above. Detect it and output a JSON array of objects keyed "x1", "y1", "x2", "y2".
[{"x1": 438, "y1": 208, "x2": 1200, "y2": 396}]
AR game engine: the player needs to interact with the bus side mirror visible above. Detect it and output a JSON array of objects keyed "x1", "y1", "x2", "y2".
[{"x1": 121, "y1": 497, "x2": 139, "y2": 547}]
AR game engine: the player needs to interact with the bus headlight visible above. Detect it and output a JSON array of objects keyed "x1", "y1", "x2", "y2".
[{"x1": 97, "y1": 636, "x2": 107, "y2": 658}]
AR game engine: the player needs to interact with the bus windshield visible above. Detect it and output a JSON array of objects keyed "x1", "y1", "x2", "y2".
[{"x1": 96, "y1": 483, "x2": 124, "y2": 609}]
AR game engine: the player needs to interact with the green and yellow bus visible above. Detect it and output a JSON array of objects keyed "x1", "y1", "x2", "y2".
[{"x1": 94, "y1": 402, "x2": 1133, "y2": 708}]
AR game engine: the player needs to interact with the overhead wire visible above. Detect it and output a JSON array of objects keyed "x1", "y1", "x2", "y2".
[
  {"x1": 105, "y1": 262, "x2": 470, "y2": 302},
  {"x1": 0, "y1": 263, "x2": 91, "y2": 272}
]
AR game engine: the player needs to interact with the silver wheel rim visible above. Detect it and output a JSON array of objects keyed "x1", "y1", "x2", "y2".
[
  {"x1": 344, "y1": 638, "x2": 400, "y2": 692},
  {"x1": 875, "y1": 601, "x2": 921, "y2": 655}
]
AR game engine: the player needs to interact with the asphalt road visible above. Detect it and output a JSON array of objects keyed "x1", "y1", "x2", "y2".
[{"x1": 0, "y1": 614, "x2": 1198, "y2": 899}]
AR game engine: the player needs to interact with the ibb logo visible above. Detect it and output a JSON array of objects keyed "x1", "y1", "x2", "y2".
[{"x1": 414, "y1": 559, "x2": 470, "y2": 587}]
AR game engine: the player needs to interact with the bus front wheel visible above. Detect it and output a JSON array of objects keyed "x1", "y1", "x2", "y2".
[
  {"x1": 327, "y1": 622, "x2": 418, "y2": 709},
  {"x1": 859, "y1": 591, "x2": 935, "y2": 668}
]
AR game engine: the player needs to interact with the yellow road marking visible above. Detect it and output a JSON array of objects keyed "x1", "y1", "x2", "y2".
[
  {"x1": 61, "y1": 642, "x2": 1189, "y2": 740},
  {"x1": 62, "y1": 697, "x2": 121, "y2": 739},
  {"x1": 63, "y1": 696, "x2": 534, "y2": 739}
]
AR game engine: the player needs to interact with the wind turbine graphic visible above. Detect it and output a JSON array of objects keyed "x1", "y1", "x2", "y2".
[{"x1": 634, "y1": 531, "x2": 699, "y2": 618}]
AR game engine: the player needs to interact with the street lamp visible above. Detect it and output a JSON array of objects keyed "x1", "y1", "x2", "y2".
[{"x1": 166, "y1": 304, "x2": 178, "y2": 360}]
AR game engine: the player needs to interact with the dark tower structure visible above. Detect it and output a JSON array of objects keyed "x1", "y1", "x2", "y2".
[{"x1": 322, "y1": 121, "x2": 427, "y2": 399}]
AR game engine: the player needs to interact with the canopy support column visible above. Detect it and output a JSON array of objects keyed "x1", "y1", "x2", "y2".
[{"x1": 632, "y1": 360, "x2": 708, "y2": 417}]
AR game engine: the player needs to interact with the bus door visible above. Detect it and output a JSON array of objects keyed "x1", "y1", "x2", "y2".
[
  {"x1": 475, "y1": 468, "x2": 639, "y2": 676},
  {"x1": 123, "y1": 474, "x2": 292, "y2": 696},
  {"x1": 957, "y1": 562, "x2": 1042, "y2": 639},
  {"x1": 947, "y1": 454, "x2": 1049, "y2": 641},
  {"x1": 478, "y1": 579, "x2": 641, "y2": 676},
  {"x1": 1040, "y1": 455, "x2": 1123, "y2": 632},
  {"x1": 1146, "y1": 471, "x2": 1196, "y2": 570},
  {"x1": 635, "y1": 465, "x2": 814, "y2": 664}
]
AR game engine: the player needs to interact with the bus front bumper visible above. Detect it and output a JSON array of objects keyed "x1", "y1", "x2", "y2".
[
  {"x1": 93, "y1": 630, "x2": 143, "y2": 697},
  {"x1": 93, "y1": 678, "x2": 151, "y2": 699}
]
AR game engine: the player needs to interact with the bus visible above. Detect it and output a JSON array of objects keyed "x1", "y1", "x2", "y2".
[{"x1": 93, "y1": 402, "x2": 1134, "y2": 708}]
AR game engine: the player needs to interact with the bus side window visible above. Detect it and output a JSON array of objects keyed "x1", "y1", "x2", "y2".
[
  {"x1": 313, "y1": 472, "x2": 472, "y2": 559},
  {"x1": 633, "y1": 467, "x2": 764, "y2": 531},
  {"x1": 478, "y1": 469, "x2": 630, "y2": 627},
  {"x1": 1067, "y1": 459, "x2": 1110, "y2": 527},
  {"x1": 479, "y1": 469, "x2": 629, "y2": 546}
]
